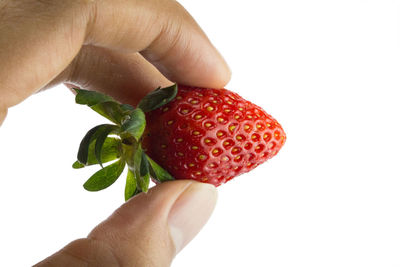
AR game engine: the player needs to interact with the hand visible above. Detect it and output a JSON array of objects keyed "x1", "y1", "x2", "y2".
[
  {"x1": 0, "y1": 0, "x2": 230, "y2": 125},
  {"x1": 35, "y1": 180, "x2": 217, "y2": 266},
  {"x1": 0, "y1": 0, "x2": 230, "y2": 266}
]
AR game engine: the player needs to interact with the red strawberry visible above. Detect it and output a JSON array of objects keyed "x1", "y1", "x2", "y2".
[
  {"x1": 73, "y1": 84, "x2": 285, "y2": 200},
  {"x1": 142, "y1": 85, "x2": 286, "y2": 186}
]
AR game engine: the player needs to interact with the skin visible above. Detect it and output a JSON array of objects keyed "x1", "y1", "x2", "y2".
[{"x1": 0, "y1": 0, "x2": 230, "y2": 266}]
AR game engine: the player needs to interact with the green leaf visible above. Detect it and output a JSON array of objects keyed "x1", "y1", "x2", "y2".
[
  {"x1": 120, "y1": 104, "x2": 134, "y2": 113},
  {"x1": 72, "y1": 161, "x2": 85, "y2": 169},
  {"x1": 124, "y1": 169, "x2": 137, "y2": 201},
  {"x1": 74, "y1": 89, "x2": 129, "y2": 125},
  {"x1": 146, "y1": 155, "x2": 175, "y2": 182},
  {"x1": 138, "y1": 152, "x2": 150, "y2": 193},
  {"x1": 91, "y1": 101, "x2": 127, "y2": 125},
  {"x1": 77, "y1": 124, "x2": 108, "y2": 165},
  {"x1": 133, "y1": 144, "x2": 143, "y2": 180},
  {"x1": 137, "y1": 84, "x2": 178, "y2": 112},
  {"x1": 73, "y1": 137, "x2": 121, "y2": 168},
  {"x1": 129, "y1": 144, "x2": 150, "y2": 192},
  {"x1": 121, "y1": 108, "x2": 146, "y2": 141},
  {"x1": 83, "y1": 159, "x2": 125, "y2": 191},
  {"x1": 139, "y1": 173, "x2": 150, "y2": 193},
  {"x1": 95, "y1": 125, "x2": 119, "y2": 167},
  {"x1": 74, "y1": 89, "x2": 115, "y2": 106}
]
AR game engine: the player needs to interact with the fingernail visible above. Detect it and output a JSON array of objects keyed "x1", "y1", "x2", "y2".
[{"x1": 168, "y1": 182, "x2": 218, "y2": 254}]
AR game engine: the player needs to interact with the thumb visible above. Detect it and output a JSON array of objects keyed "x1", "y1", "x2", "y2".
[{"x1": 35, "y1": 180, "x2": 217, "y2": 267}]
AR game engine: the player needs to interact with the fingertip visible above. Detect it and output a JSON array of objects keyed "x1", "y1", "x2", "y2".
[
  {"x1": 86, "y1": 180, "x2": 195, "y2": 266},
  {"x1": 86, "y1": 180, "x2": 217, "y2": 265},
  {"x1": 199, "y1": 50, "x2": 232, "y2": 88},
  {"x1": 203, "y1": 45, "x2": 232, "y2": 88},
  {"x1": 146, "y1": 39, "x2": 232, "y2": 90},
  {"x1": 168, "y1": 182, "x2": 218, "y2": 254},
  {"x1": 182, "y1": 48, "x2": 231, "y2": 89}
]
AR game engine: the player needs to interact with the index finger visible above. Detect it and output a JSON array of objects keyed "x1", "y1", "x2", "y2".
[
  {"x1": 0, "y1": 0, "x2": 230, "y2": 110},
  {"x1": 87, "y1": 0, "x2": 231, "y2": 88}
]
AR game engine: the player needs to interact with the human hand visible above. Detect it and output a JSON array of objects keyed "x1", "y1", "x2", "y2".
[
  {"x1": 0, "y1": 0, "x2": 230, "y2": 125},
  {"x1": 35, "y1": 180, "x2": 217, "y2": 266},
  {"x1": 0, "y1": 0, "x2": 230, "y2": 266}
]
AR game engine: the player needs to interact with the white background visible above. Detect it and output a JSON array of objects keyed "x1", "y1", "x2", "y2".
[{"x1": 1, "y1": 0, "x2": 400, "y2": 266}]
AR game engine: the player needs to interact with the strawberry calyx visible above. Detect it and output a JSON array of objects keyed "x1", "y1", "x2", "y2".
[{"x1": 72, "y1": 84, "x2": 177, "y2": 200}]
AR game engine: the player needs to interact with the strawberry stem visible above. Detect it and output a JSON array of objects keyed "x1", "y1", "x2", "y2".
[{"x1": 73, "y1": 85, "x2": 178, "y2": 199}]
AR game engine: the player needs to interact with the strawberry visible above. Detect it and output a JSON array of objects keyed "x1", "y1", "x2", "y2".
[
  {"x1": 142, "y1": 85, "x2": 286, "y2": 186},
  {"x1": 72, "y1": 84, "x2": 285, "y2": 200}
]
